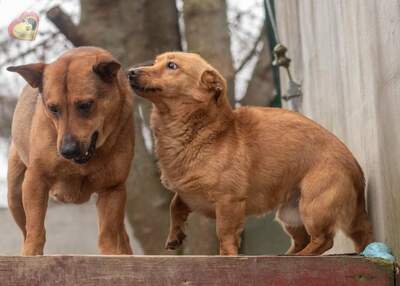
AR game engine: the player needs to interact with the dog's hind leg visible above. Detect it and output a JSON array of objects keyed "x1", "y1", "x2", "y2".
[
  {"x1": 165, "y1": 193, "x2": 191, "y2": 250},
  {"x1": 296, "y1": 193, "x2": 335, "y2": 256},
  {"x1": 299, "y1": 165, "x2": 372, "y2": 255},
  {"x1": 282, "y1": 225, "x2": 311, "y2": 254},
  {"x1": 7, "y1": 144, "x2": 27, "y2": 239},
  {"x1": 276, "y1": 193, "x2": 310, "y2": 254},
  {"x1": 295, "y1": 169, "x2": 349, "y2": 255}
]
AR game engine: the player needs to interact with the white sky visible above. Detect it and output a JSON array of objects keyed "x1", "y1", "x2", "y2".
[
  {"x1": 0, "y1": 0, "x2": 79, "y2": 26},
  {"x1": 0, "y1": 0, "x2": 36, "y2": 27}
]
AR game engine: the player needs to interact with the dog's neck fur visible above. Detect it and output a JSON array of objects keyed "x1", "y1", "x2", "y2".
[
  {"x1": 150, "y1": 93, "x2": 234, "y2": 184},
  {"x1": 95, "y1": 77, "x2": 133, "y2": 156},
  {"x1": 153, "y1": 93, "x2": 233, "y2": 143},
  {"x1": 90, "y1": 77, "x2": 133, "y2": 162}
]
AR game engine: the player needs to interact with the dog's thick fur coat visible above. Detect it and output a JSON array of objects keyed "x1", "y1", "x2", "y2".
[
  {"x1": 8, "y1": 47, "x2": 134, "y2": 255},
  {"x1": 129, "y1": 52, "x2": 373, "y2": 255}
]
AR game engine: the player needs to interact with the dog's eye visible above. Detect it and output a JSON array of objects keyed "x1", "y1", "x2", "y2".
[
  {"x1": 76, "y1": 100, "x2": 94, "y2": 116},
  {"x1": 166, "y1": 61, "x2": 178, "y2": 70},
  {"x1": 48, "y1": 104, "x2": 60, "y2": 116}
]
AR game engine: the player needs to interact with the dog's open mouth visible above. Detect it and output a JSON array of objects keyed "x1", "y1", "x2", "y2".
[{"x1": 73, "y1": 131, "x2": 98, "y2": 165}]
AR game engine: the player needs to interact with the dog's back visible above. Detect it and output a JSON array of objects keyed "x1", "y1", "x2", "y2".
[
  {"x1": 235, "y1": 106, "x2": 363, "y2": 185},
  {"x1": 233, "y1": 106, "x2": 364, "y2": 209}
]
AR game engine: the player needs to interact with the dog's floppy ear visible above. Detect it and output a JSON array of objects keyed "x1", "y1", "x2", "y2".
[
  {"x1": 93, "y1": 60, "x2": 121, "y2": 83},
  {"x1": 200, "y1": 69, "x2": 225, "y2": 102},
  {"x1": 7, "y1": 63, "x2": 46, "y2": 89}
]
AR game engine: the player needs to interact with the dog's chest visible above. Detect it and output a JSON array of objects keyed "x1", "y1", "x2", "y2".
[
  {"x1": 154, "y1": 135, "x2": 205, "y2": 190},
  {"x1": 50, "y1": 175, "x2": 90, "y2": 204},
  {"x1": 158, "y1": 152, "x2": 217, "y2": 217},
  {"x1": 160, "y1": 166, "x2": 213, "y2": 195},
  {"x1": 152, "y1": 118, "x2": 220, "y2": 216}
]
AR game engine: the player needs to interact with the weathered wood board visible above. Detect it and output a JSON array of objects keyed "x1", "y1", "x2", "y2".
[
  {"x1": 275, "y1": 0, "x2": 400, "y2": 256},
  {"x1": 0, "y1": 255, "x2": 395, "y2": 286}
]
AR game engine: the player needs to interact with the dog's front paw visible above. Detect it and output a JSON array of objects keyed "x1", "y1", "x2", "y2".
[
  {"x1": 165, "y1": 231, "x2": 186, "y2": 250},
  {"x1": 22, "y1": 248, "x2": 43, "y2": 256}
]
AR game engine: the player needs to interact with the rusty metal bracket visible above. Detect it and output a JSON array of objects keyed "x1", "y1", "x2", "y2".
[{"x1": 272, "y1": 44, "x2": 302, "y2": 103}]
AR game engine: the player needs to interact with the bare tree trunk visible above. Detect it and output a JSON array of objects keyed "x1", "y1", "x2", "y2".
[
  {"x1": 183, "y1": 0, "x2": 235, "y2": 104},
  {"x1": 126, "y1": 98, "x2": 172, "y2": 254},
  {"x1": 144, "y1": 0, "x2": 182, "y2": 54},
  {"x1": 241, "y1": 37, "x2": 275, "y2": 107},
  {"x1": 0, "y1": 95, "x2": 17, "y2": 138},
  {"x1": 78, "y1": 0, "x2": 182, "y2": 254},
  {"x1": 182, "y1": 0, "x2": 236, "y2": 254}
]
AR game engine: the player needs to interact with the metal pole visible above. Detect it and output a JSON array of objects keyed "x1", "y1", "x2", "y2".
[{"x1": 263, "y1": 0, "x2": 282, "y2": 107}]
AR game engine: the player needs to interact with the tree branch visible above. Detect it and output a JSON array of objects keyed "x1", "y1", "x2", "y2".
[
  {"x1": 46, "y1": 6, "x2": 89, "y2": 47},
  {"x1": 240, "y1": 34, "x2": 275, "y2": 107},
  {"x1": 0, "y1": 33, "x2": 58, "y2": 67},
  {"x1": 0, "y1": 95, "x2": 17, "y2": 138},
  {"x1": 235, "y1": 26, "x2": 264, "y2": 74}
]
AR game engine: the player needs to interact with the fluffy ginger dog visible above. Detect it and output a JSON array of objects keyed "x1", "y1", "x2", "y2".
[{"x1": 128, "y1": 52, "x2": 373, "y2": 255}]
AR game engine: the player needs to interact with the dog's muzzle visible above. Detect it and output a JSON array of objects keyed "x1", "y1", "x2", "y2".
[
  {"x1": 127, "y1": 68, "x2": 162, "y2": 93},
  {"x1": 60, "y1": 131, "x2": 98, "y2": 164},
  {"x1": 128, "y1": 68, "x2": 143, "y2": 91}
]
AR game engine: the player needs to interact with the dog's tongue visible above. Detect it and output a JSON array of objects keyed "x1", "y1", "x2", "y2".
[
  {"x1": 73, "y1": 131, "x2": 99, "y2": 164},
  {"x1": 69, "y1": 132, "x2": 98, "y2": 164}
]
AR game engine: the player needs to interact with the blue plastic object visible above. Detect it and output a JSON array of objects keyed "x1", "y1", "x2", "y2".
[{"x1": 360, "y1": 242, "x2": 396, "y2": 262}]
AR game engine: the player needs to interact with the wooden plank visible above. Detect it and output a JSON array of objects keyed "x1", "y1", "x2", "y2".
[
  {"x1": 275, "y1": 0, "x2": 400, "y2": 256},
  {"x1": 0, "y1": 255, "x2": 395, "y2": 286}
]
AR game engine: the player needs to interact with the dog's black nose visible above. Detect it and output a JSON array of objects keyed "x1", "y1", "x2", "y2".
[
  {"x1": 60, "y1": 134, "x2": 80, "y2": 159},
  {"x1": 128, "y1": 68, "x2": 140, "y2": 81}
]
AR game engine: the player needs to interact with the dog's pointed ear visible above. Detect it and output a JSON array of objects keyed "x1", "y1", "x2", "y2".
[
  {"x1": 200, "y1": 69, "x2": 225, "y2": 102},
  {"x1": 93, "y1": 60, "x2": 121, "y2": 83},
  {"x1": 7, "y1": 63, "x2": 46, "y2": 89}
]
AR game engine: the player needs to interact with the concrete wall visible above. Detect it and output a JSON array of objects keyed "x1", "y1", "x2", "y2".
[
  {"x1": 276, "y1": 0, "x2": 400, "y2": 256},
  {"x1": 0, "y1": 200, "x2": 142, "y2": 255}
]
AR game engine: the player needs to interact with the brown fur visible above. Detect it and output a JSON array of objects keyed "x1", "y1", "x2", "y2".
[
  {"x1": 128, "y1": 52, "x2": 373, "y2": 255},
  {"x1": 7, "y1": 47, "x2": 134, "y2": 255}
]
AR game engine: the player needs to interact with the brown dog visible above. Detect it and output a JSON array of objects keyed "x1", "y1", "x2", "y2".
[
  {"x1": 7, "y1": 47, "x2": 134, "y2": 255},
  {"x1": 128, "y1": 52, "x2": 373, "y2": 255}
]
